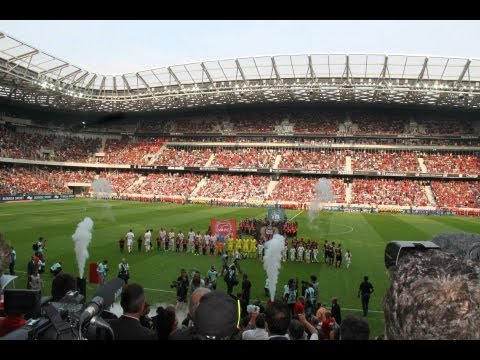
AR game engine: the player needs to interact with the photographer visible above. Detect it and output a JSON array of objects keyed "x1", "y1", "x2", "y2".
[
  {"x1": 97, "y1": 260, "x2": 108, "y2": 286},
  {"x1": 224, "y1": 264, "x2": 239, "y2": 295},
  {"x1": 172, "y1": 269, "x2": 189, "y2": 310},
  {"x1": 117, "y1": 258, "x2": 129, "y2": 284}
]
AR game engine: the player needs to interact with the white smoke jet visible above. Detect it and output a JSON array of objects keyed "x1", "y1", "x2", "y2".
[
  {"x1": 72, "y1": 217, "x2": 94, "y2": 279},
  {"x1": 91, "y1": 178, "x2": 113, "y2": 199},
  {"x1": 308, "y1": 178, "x2": 335, "y2": 228},
  {"x1": 90, "y1": 178, "x2": 116, "y2": 222},
  {"x1": 263, "y1": 234, "x2": 285, "y2": 301}
]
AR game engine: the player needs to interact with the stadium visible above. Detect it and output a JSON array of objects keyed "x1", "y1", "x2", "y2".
[{"x1": 0, "y1": 26, "x2": 480, "y2": 340}]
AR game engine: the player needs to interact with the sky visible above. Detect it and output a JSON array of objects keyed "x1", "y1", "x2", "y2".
[{"x1": 1, "y1": 20, "x2": 479, "y2": 75}]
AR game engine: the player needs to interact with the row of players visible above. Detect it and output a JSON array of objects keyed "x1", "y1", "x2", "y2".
[{"x1": 118, "y1": 229, "x2": 352, "y2": 267}]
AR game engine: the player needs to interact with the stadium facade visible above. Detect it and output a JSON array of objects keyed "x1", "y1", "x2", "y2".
[{"x1": 0, "y1": 32, "x2": 479, "y2": 215}]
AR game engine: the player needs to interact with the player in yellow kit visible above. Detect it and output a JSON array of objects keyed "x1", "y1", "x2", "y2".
[{"x1": 227, "y1": 237, "x2": 234, "y2": 257}]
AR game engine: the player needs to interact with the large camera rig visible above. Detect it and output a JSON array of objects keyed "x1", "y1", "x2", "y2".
[{"x1": 0, "y1": 278, "x2": 124, "y2": 340}]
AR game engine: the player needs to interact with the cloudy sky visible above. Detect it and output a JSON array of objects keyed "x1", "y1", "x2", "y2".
[{"x1": 1, "y1": 20, "x2": 479, "y2": 74}]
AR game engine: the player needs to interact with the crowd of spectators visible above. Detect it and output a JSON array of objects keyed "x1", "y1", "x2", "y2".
[
  {"x1": 196, "y1": 174, "x2": 270, "y2": 201},
  {"x1": 351, "y1": 179, "x2": 429, "y2": 206},
  {"x1": 97, "y1": 171, "x2": 140, "y2": 194},
  {"x1": 422, "y1": 153, "x2": 480, "y2": 174},
  {"x1": 153, "y1": 148, "x2": 213, "y2": 167},
  {"x1": 210, "y1": 148, "x2": 279, "y2": 168},
  {"x1": 0, "y1": 166, "x2": 79, "y2": 195},
  {"x1": 350, "y1": 112, "x2": 407, "y2": 135},
  {"x1": 100, "y1": 138, "x2": 165, "y2": 164},
  {"x1": 130, "y1": 173, "x2": 202, "y2": 197},
  {"x1": 278, "y1": 150, "x2": 347, "y2": 170},
  {"x1": 0, "y1": 128, "x2": 101, "y2": 162},
  {"x1": 431, "y1": 180, "x2": 480, "y2": 208},
  {"x1": 351, "y1": 151, "x2": 420, "y2": 172},
  {"x1": 268, "y1": 177, "x2": 345, "y2": 203}
]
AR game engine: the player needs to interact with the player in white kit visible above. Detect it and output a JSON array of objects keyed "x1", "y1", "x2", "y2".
[
  {"x1": 305, "y1": 248, "x2": 311, "y2": 264},
  {"x1": 345, "y1": 249, "x2": 352, "y2": 269},
  {"x1": 168, "y1": 229, "x2": 175, "y2": 251},
  {"x1": 297, "y1": 246, "x2": 304, "y2": 262},
  {"x1": 188, "y1": 229, "x2": 195, "y2": 253},
  {"x1": 144, "y1": 229, "x2": 152, "y2": 252},
  {"x1": 290, "y1": 247, "x2": 296, "y2": 262},
  {"x1": 313, "y1": 248, "x2": 319, "y2": 263},
  {"x1": 126, "y1": 229, "x2": 134, "y2": 254}
]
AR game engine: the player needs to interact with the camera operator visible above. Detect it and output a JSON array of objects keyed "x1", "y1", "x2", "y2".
[{"x1": 51, "y1": 268, "x2": 77, "y2": 301}]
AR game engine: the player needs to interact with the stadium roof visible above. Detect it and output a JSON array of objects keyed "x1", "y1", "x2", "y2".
[{"x1": 1, "y1": 31, "x2": 480, "y2": 112}]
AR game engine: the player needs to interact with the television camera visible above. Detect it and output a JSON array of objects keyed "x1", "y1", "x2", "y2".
[{"x1": 0, "y1": 277, "x2": 124, "y2": 340}]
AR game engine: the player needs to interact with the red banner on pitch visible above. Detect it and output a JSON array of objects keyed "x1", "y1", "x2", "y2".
[{"x1": 211, "y1": 219, "x2": 237, "y2": 239}]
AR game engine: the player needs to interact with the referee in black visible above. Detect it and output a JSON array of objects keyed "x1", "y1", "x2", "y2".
[{"x1": 358, "y1": 276, "x2": 374, "y2": 316}]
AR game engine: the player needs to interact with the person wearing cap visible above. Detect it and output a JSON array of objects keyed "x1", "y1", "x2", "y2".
[
  {"x1": 50, "y1": 261, "x2": 63, "y2": 276},
  {"x1": 194, "y1": 291, "x2": 241, "y2": 340}
]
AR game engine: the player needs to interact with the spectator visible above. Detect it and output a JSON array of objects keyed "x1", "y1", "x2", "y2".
[
  {"x1": 383, "y1": 250, "x2": 480, "y2": 340},
  {"x1": 194, "y1": 291, "x2": 241, "y2": 340},
  {"x1": 339, "y1": 315, "x2": 370, "y2": 340},
  {"x1": 153, "y1": 305, "x2": 178, "y2": 340},
  {"x1": 265, "y1": 300, "x2": 291, "y2": 340},
  {"x1": 107, "y1": 283, "x2": 157, "y2": 340},
  {"x1": 242, "y1": 313, "x2": 268, "y2": 340},
  {"x1": 169, "y1": 287, "x2": 211, "y2": 340}
]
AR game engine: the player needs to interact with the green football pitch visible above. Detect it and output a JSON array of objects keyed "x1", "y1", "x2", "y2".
[{"x1": 1, "y1": 199, "x2": 479, "y2": 338}]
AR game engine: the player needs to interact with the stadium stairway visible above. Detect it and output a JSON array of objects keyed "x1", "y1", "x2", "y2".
[
  {"x1": 147, "y1": 143, "x2": 168, "y2": 165},
  {"x1": 345, "y1": 155, "x2": 352, "y2": 172},
  {"x1": 266, "y1": 180, "x2": 279, "y2": 197},
  {"x1": 345, "y1": 182, "x2": 352, "y2": 203},
  {"x1": 272, "y1": 154, "x2": 282, "y2": 169},
  {"x1": 126, "y1": 176, "x2": 146, "y2": 193},
  {"x1": 204, "y1": 154, "x2": 216, "y2": 167},
  {"x1": 100, "y1": 137, "x2": 107, "y2": 152},
  {"x1": 424, "y1": 183, "x2": 437, "y2": 206},
  {"x1": 418, "y1": 157, "x2": 428, "y2": 173},
  {"x1": 190, "y1": 177, "x2": 208, "y2": 196}
]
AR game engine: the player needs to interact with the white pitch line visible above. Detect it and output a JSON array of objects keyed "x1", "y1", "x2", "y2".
[
  {"x1": 289, "y1": 210, "x2": 304, "y2": 220},
  {"x1": 13, "y1": 270, "x2": 381, "y2": 312},
  {"x1": 143, "y1": 287, "x2": 175, "y2": 293},
  {"x1": 342, "y1": 307, "x2": 383, "y2": 314}
]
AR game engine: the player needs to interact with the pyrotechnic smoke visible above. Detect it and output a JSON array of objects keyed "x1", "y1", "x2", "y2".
[
  {"x1": 72, "y1": 217, "x2": 94, "y2": 279},
  {"x1": 308, "y1": 178, "x2": 335, "y2": 227},
  {"x1": 92, "y1": 178, "x2": 113, "y2": 199},
  {"x1": 263, "y1": 234, "x2": 285, "y2": 301},
  {"x1": 90, "y1": 178, "x2": 115, "y2": 222}
]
